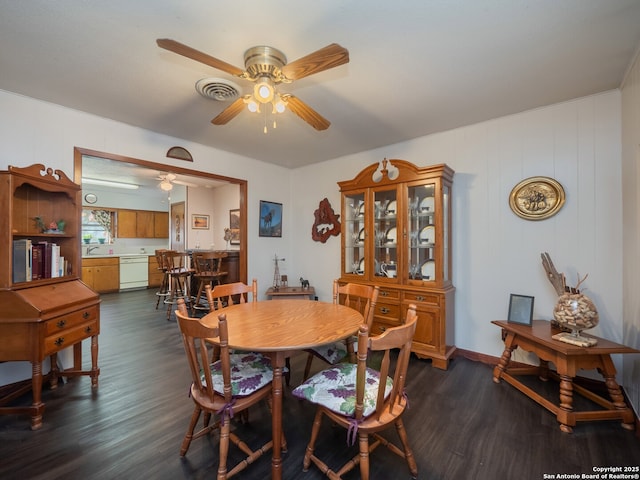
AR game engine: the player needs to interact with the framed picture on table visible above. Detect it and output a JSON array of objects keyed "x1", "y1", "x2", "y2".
[{"x1": 507, "y1": 294, "x2": 534, "y2": 326}]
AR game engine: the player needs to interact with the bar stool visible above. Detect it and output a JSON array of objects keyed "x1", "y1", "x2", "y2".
[
  {"x1": 164, "y1": 251, "x2": 192, "y2": 320},
  {"x1": 191, "y1": 251, "x2": 228, "y2": 315},
  {"x1": 154, "y1": 249, "x2": 173, "y2": 309}
]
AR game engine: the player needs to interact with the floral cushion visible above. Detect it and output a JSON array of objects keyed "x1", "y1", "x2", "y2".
[
  {"x1": 309, "y1": 341, "x2": 349, "y2": 365},
  {"x1": 292, "y1": 362, "x2": 392, "y2": 418},
  {"x1": 201, "y1": 352, "x2": 272, "y2": 397}
]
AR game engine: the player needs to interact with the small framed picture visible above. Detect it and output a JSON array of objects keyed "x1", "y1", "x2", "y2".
[
  {"x1": 229, "y1": 209, "x2": 240, "y2": 245},
  {"x1": 508, "y1": 294, "x2": 534, "y2": 325},
  {"x1": 259, "y1": 200, "x2": 282, "y2": 237},
  {"x1": 191, "y1": 214, "x2": 209, "y2": 230}
]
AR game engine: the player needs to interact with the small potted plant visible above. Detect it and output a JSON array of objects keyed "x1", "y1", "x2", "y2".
[{"x1": 83, "y1": 233, "x2": 92, "y2": 244}]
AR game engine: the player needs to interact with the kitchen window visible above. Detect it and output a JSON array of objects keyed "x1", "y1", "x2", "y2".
[{"x1": 81, "y1": 209, "x2": 115, "y2": 244}]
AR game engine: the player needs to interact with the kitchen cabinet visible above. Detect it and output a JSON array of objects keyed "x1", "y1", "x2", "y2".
[
  {"x1": 117, "y1": 209, "x2": 169, "y2": 238},
  {"x1": 148, "y1": 255, "x2": 164, "y2": 288},
  {"x1": 339, "y1": 159, "x2": 455, "y2": 369},
  {"x1": 81, "y1": 257, "x2": 120, "y2": 293}
]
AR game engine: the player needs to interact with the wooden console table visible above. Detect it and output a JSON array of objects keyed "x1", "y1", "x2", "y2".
[
  {"x1": 265, "y1": 286, "x2": 315, "y2": 300},
  {"x1": 492, "y1": 320, "x2": 638, "y2": 433}
]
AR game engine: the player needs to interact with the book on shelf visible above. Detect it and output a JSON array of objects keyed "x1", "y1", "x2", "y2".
[
  {"x1": 51, "y1": 244, "x2": 61, "y2": 278},
  {"x1": 12, "y1": 239, "x2": 32, "y2": 283},
  {"x1": 31, "y1": 242, "x2": 45, "y2": 280}
]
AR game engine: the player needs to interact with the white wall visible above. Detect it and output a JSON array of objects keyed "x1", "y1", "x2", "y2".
[
  {"x1": 292, "y1": 91, "x2": 627, "y2": 378},
  {"x1": 0, "y1": 87, "x2": 633, "y2": 397},
  {"x1": 621, "y1": 46, "x2": 640, "y2": 413},
  {"x1": 0, "y1": 89, "x2": 292, "y2": 384}
]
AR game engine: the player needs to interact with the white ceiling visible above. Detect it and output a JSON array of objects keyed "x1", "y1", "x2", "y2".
[{"x1": 2, "y1": 1, "x2": 640, "y2": 171}]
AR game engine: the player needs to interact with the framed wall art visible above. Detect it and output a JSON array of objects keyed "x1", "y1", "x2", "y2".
[
  {"x1": 507, "y1": 294, "x2": 534, "y2": 326},
  {"x1": 229, "y1": 209, "x2": 240, "y2": 245},
  {"x1": 191, "y1": 214, "x2": 209, "y2": 230},
  {"x1": 509, "y1": 176, "x2": 565, "y2": 220},
  {"x1": 259, "y1": 200, "x2": 282, "y2": 237}
]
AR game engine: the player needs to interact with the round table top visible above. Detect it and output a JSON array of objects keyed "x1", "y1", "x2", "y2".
[{"x1": 200, "y1": 299, "x2": 364, "y2": 352}]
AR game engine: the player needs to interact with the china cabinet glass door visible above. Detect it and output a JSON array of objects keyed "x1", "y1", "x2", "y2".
[
  {"x1": 373, "y1": 187, "x2": 398, "y2": 280},
  {"x1": 343, "y1": 192, "x2": 366, "y2": 276},
  {"x1": 407, "y1": 182, "x2": 436, "y2": 283}
]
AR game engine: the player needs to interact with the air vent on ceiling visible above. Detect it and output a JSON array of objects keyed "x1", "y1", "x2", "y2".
[{"x1": 195, "y1": 77, "x2": 241, "y2": 101}]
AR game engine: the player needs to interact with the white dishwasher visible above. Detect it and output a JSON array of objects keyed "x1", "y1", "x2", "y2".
[{"x1": 119, "y1": 255, "x2": 149, "y2": 291}]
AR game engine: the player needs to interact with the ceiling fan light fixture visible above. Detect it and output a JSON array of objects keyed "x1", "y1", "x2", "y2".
[
  {"x1": 254, "y1": 78, "x2": 275, "y2": 103},
  {"x1": 244, "y1": 96, "x2": 260, "y2": 113},
  {"x1": 159, "y1": 179, "x2": 173, "y2": 191},
  {"x1": 273, "y1": 94, "x2": 287, "y2": 114}
]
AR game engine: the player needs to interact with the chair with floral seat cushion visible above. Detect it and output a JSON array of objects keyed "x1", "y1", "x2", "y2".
[
  {"x1": 293, "y1": 304, "x2": 418, "y2": 480},
  {"x1": 302, "y1": 280, "x2": 379, "y2": 380},
  {"x1": 174, "y1": 299, "x2": 279, "y2": 479},
  {"x1": 205, "y1": 280, "x2": 291, "y2": 386}
]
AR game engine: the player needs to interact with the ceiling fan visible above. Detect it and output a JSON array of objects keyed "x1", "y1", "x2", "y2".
[
  {"x1": 157, "y1": 173, "x2": 198, "y2": 191},
  {"x1": 156, "y1": 39, "x2": 349, "y2": 131}
]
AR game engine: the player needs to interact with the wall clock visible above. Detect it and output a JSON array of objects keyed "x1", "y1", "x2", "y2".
[
  {"x1": 84, "y1": 193, "x2": 97, "y2": 204},
  {"x1": 509, "y1": 176, "x2": 565, "y2": 220}
]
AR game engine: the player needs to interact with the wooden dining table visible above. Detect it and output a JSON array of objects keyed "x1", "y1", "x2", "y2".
[{"x1": 200, "y1": 299, "x2": 364, "y2": 480}]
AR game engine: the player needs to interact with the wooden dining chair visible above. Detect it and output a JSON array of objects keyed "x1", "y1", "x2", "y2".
[
  {"x1": 205, "y1": 279, "x2": 257, "y2": 312},
  {"x1": 174, "y1": 299, "x2": 278, "y2": 479},
  {"x1": 293, "y1": 304, "x2": 419, "y2": 480},
  {"x1": 303, "y1": 280, "x2": 379, "y2": 380},
  {"x1": 205, "y1": 280, "x2": 291, "y2": 386},
  {"x1": 191, "y1": 251, "x2": 228, "y2": 315}
]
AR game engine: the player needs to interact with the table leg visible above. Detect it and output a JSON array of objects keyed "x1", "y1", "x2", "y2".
[
  {"x1": 538, "y1": 359, "x2": 550, "y2": 382},
  {"x1": 600, "y1": 355, "x2": 636, "y2": 430},
  {"x1": 91, "y1": 334, "x2": 100, "y2": 387},
  {"x1": 30, "y1": 361, "x2": 44, "y2": 430},
  {"x1": 492, "y1": 332, "x2": 515, "y2": 383},
  {"x1": 557, "y1": 374, "x2": 574, "y2": 433},
  {"x1": 270, "y1": 351, "x2": 285, "y2": 480}
]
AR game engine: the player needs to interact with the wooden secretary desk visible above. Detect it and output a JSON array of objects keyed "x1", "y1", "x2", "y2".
[{"x1": 0, "y1": 164, "x2": 100, "y2": 430}]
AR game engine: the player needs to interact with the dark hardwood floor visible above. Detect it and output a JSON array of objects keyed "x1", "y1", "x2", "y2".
[{"x1": 1, "y1": 288, "x2": 639, "y2": 479}]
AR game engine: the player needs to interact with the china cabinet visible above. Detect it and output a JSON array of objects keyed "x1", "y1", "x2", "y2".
[
  {"x1": 339, "y1": 159, "x2": 455, "y2": 369},
  {"x1": 0, "y1": 164, "x2": 100, "y2": 429}
]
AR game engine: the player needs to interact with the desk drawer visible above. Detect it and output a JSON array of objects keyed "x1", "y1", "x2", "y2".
[
  {"x1": 44, "y1": 319, "x2": 99, "y2": 356},
  {"x1": 44, "y1": 306, "x2": 99, "y2": 335}
]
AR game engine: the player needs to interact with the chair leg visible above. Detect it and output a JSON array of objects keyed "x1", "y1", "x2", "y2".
[
  {"x1": 302, "y1": 409, "x2": 324, "y2": 471},
  {"x1": 217, "y1": 415, "x2": 230, "y2": 480},
  {"x1": 155, "y1": 271, "x2": 169, "y2": 309},
  {"x1": 303, "y1": 352, "x2": 315, "y2": 381},
  {"x1": 394, "y1": 418, "x2": 418, "y2": 477},
  {"x1": 358, "y1": 432, "x2": 371, "y2": 480},
  {"x1": 180, "y1": 406, "x2": 202, "y2": 456}
]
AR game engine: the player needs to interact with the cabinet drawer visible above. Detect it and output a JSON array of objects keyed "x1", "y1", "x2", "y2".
[
  {"x1": 44, "y1": 319, "x2": 98, "y2": 356},
  {"x1": 404, "y1": 291, "x2": 440, "y2": 306},
  {"x1": 44, "y1": 306, "x2": 98, "y2": 335},
  {"x1": 377, "y1": 288, "x2": 400, "y2": 301},
  {"x1": 373, "y1": 302, "x2": 401, "y2": 323},
  {"x1": 371, "y1": 320, "x2": 400, "y2": 336}
]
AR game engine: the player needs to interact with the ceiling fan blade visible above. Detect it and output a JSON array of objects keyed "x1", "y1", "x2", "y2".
[
  {"x1": 156, "y1": 38, "x2": 245, "y2": 77},
  {"x1": 211, "y1": 97, "x2": 246, "y2": 125},
  {"x1": 282, "y1": 43, "x2": 349, "y2": 81},
  {"x1": 283, "y1": 95, "x2": 330, "y2": 131}
]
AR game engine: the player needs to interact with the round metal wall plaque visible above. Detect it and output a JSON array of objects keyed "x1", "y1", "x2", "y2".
[{"x1": 509, "y1": 176, "x2": 565, "y2": 220}]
